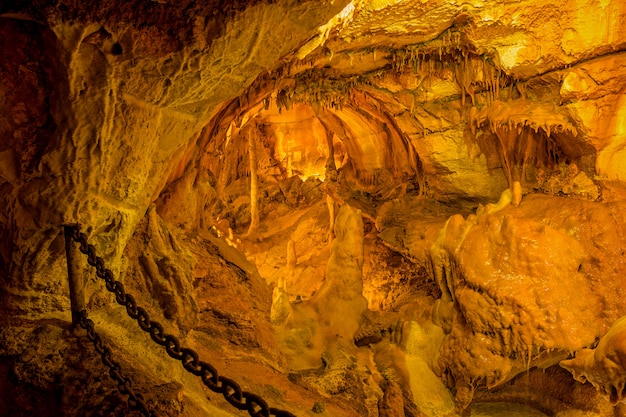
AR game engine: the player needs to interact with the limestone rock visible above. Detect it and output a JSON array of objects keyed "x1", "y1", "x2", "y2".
[
  {"x1": 2, "y1": 0, "x2": 626, "y2": 415},
  {"x1": 431, "y1": 194, "x2": 626, "y2": 409},
  {"x1": 561, "y1": 316, "x2": 626, "y2": 405},
  {"x1": 123, "y1": 206, "x2": 198, "y2": 334}
]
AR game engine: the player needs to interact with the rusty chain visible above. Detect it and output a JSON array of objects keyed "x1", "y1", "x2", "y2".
[
  {"x1": 76, "y1": 310, "x2": 153, "y2": 416},
  {"x1": 66, "y1": 225, "x2": 296, "y2": 417}
]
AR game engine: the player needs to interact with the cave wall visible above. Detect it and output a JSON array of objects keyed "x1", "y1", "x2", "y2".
[
  {"x1": 0, "y1": 0, "x2": 351, "y2": 317},
  {"x1": 1, "y1": 0, "x2": 626, "y2": 416}
]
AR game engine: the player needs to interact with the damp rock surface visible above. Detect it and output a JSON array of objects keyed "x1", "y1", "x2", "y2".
[{"x1": 1, "y1": 0, "x2": 626, "y2": 416}]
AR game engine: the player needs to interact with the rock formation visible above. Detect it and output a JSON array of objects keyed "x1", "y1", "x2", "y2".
[
  {"x1": 1, "y1": 0, "x2": 626, "y2": 416},
  {"x1": 561, "y1": 316, "x2": 626, "y2": 406}
]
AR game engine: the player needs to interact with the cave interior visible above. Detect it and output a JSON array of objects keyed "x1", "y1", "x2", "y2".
[{"x1": 1, "y1": 0, "x2": 626, "y2": 416}]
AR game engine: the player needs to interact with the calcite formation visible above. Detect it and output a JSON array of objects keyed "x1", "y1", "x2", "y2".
[
  {"x1": 431, "y1": 191, "x2": 626, "y2": 409},
  {"x1": 1, "y1": 0, "x2": 626, "y2": 416},
  {"x1": 561, "y1": 316, "x2": 626, "y2": 406}
]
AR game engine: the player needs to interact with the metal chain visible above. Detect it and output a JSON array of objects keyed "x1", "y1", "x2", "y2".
[
  {"x1": 76, "y1": 310, "x2": 153, "y2": 416},
  {"x1": 67, "y1": 225, "x2": 296, "y2": 417}
]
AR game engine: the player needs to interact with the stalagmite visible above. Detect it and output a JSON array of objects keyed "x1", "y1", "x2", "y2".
[
  {"x1": 271, "y1": 275, "x2": 292, "y2": 325},
  {"x1": 511, "y1": 180, "x2": 522, "y2": 206}
]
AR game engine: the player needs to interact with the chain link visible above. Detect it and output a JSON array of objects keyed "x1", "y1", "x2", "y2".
[
  {"x1": 76, "y1": 311, "x2": 153, "y2": 416},
  {"x1": 67, "y1": 225, "x2": 296, "y2": 417}
]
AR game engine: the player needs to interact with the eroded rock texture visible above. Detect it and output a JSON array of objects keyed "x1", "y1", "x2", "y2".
[
  {"x1": 561, "y1": 316, "x2": 626, "y2": 406},
  {"x1": 431, "y1": 192, "x2": 626, "y2": 410},
  {"x1": 1, "y1": 0, "x2": 626, "y2": 416}
]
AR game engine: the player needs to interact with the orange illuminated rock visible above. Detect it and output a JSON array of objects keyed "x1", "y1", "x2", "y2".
[
  {"x1": 561, "y1": 316, "x2": 626, "y2": 405},
  {"x1": 3, "y1": 0, "x2": 626, "y2": 415},
  {"x1": 431, "y1": 192, "x2": 626, "y2": 410}
]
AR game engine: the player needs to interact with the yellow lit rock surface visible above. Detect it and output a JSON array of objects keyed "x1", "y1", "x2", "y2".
[
  {"x1": 561, "y1": 316, "x2": 626, "y2": 405},
  {"x1": 432, "y1": 192, "x2": 626, "y2": 409},
  {"x1": 1, "y1": 0, "x2": 626, "y2": 416}
]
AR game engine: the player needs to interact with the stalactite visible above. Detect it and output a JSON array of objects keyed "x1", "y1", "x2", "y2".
[
  {"x1": 326, "y1": 194, "x2": 336, "y2": 243},
  {"x1": 495, "y1": 67, "x2": 501, "y2": 99},
  {"x1": 494, "y1": 129, "x2": 514, "y2": 188},
  {"x1": 520, "y1": 129, "x2": 534, "y2": 185},
  {"x1": 286, "y1": 239, "x2": 297, "y2": 269},
  {"x1": 245, "y1": 127, "x2": 260, "y2": 240},
  {"x1": 517, "y1": 82, "x2": 527, "y2": 99}
]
